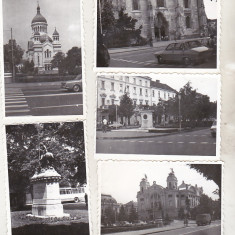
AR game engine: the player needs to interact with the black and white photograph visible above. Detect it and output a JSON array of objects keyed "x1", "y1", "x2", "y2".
[
  {"x1": 6, "y1": 122, "x2": 89, "y2": 235},
  {"x1": 96, "y1": 75, "x2": 218, "y2": 156},
  {"x1": 100, "y1": 161, "x2": 222, "y2": 235},
  {"x1": 97, "y1": 0, "x2": 218, "y2": 68},
  {"x1": 3, "y1": 0, "x2": 83, "y2": 116}
]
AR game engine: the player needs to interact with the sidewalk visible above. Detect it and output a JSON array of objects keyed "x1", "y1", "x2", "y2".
[
  {"x1": 104, "y1": 220, "x2": 190, "y2": 235},
  {"x1": 108, "y1": 37, "x2": 209, "y2": 54},
  {"x1": 5, "y1": 81, "x2": 62, "y2": 89}
]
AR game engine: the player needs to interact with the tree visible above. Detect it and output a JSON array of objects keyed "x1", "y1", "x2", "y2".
[
  {"x1": 99, "y1": 0, "x2": 115, "y2": 32},
  {"x1": 178, "y1": 207, "x2": 185, "y2": 219},
  {"x1": 108, "y1": 105, "x2": 119, "y2": 123},
  {"x1": 102, "y1": 207, "x2": 116, "y2": 225},
  {"x1": 119, "y1": 93, "x2": 135, "y2": 125},
  {"x1": 21, "y1": 60, "x2": 35, "y2": 75},
  {"x1": 4, "y1": 39, "x2": 24, "y2": 70},
  {"x1": 190, "y1": 194, "x2": 221, "y2": 220},
  {"x1": 51, "y1": 52, "x2": 66, "y2": 74},
  {"x1": 6, "y1": 122, "x2": 86, "y2": 209},
  {"x1": 118, "y1": 205, "x2": 127, "y2": 221},
  {"x1": 65, "y1": 47, "x2": 82, "y2": 75},
  {"x1": 128, "y1": 204, "x2": 138, "y2": 223},
  {"x1": 189, "y1": 164, "x2": 221, "y2": 199}
]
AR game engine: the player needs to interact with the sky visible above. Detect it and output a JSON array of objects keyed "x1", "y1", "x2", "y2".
[
  {"x1": 3, "y1": 0, "x2": 81, "y2": 54},
  {"x1": 204, "y1": 0, "x2": 218, "y2": 19},
  {"x1": 101, "y1": 162, "x2": 220, "y2": 204},
  {"x1": 150, "y1": 75, "x2": 218, "y2": 102}
]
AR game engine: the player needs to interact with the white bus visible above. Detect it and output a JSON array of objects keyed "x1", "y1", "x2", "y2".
[{"x1": 60, "y1": 187, "x2": 86, "y2": 203}]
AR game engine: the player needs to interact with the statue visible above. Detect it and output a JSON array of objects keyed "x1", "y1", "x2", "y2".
[{"x1": 40, "y1": 152, "x2": 55, "y2": 170}]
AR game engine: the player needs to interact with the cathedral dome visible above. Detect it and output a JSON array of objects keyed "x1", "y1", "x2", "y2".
[
  {"x1": 39, "y1": 34, "x2": 53, "y2": 43},
  {"x1": 34, "y1": 31, "x2": 40, "y2": 36},
  {"x1": 32, "y1": 5, "x2": 47, "y2": 24}
]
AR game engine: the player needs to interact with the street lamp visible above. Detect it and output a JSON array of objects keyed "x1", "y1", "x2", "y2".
[
  {"x1": 115, "y1": 99, "x2": 119, "y2": 130},
  {"x1": 178, "y1": 94, "x2": 181, "y2": 131}
]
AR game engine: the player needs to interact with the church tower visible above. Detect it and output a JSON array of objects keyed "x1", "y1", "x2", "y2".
[
  {"x1": 139, "y1": 175, "x2": 150, "y2": 193},
  {"x1": 167, "y1": 169, "x2": 178, "y2": 190},
  {"x1": 52, "y1": 28, "x2": 62, "y2": 55}
]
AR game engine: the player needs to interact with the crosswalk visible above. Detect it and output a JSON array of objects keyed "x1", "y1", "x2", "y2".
[{"x1": 5, "y1": 88, "x2": 31, "y2": 116}]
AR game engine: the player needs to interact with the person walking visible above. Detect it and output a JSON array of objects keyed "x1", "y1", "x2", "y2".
[
  {"x1": 102, "y1": 118, "x2": 108, "y2": 133},
  {"x1": 85, "y1": 193, "x2": 88, "y2": 208}
]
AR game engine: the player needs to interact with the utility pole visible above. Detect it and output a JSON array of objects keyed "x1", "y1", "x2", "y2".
[{"x1": 11, "y1": 28, "x2": 15, "y2": 82}]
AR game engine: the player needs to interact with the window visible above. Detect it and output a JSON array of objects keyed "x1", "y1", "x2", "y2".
[
  {"x1": 111, "y1": 99, "x2": 114, "y2": 105},
  {"x1": 133, "y1": 87, "x2": 136, "y2": 94},
  {"x1": 168, "y1": 93, "x2": 170, "y2": 99},
  {"x1": 125, "y1": 76, "x2": 129, "y2": 83},
  {"x1": 140, "y1": 88, "x2": 142, "y2": 95},
  {"x1": 164, "y1": 92, "x2": 166, "y2": 99},
  {"x1": 139, "y1": 80, "x2": 142, "y2": 86},
  {"x1": 166, "y1": 43, "x2": 175, "y2": 51},
  {"x1": 153, "y1": 90, "x2": 155, "y2": 97},
  {"x1": 133, "y1": 0, "x2": 139, "y2": 10},
  {"x1": 145, "y1": 81, "x2": 147, "y2": 87},
  {"x1": 145, "y1": 100, "x2": 148, "y2": 105},
  {"x1": 157, "y1": 0, "x2": 164, "y2": 7},
  {"x1": 184, "y1": 0, "x2": 189, "y2": 8},
  {"x1": 145, "y1": 89, "x2": 148, "y2": 96},
  {"x1": 133, "y1": 78, "x2": 136, "y2": 84},
  {"x1": 140, "y1": 101, "x2": 143, "y2": 105},
  {"x1": 158, "y1": 91, "x2": 160, "y2": 98},
  {"x1": 186, "y1": 16, "x2": 191, "y2": 28},
  {"x1": 120, "y1": 84, "x2": 123, "y2": 91},
  {"x1": 134, "y1": 100, "x2": 137, "y2": 106},
  {"x1": 111, "y1": 82, "x2": 114, "y2": 91},
  {"x1": 168, "y1": 194, "x2": 172, "y2": 198},
  {"x1": 101, "y1": 81, "x2": 105, "y2": 89},
  {"x1": 126, "y1": 85, "x2": 129, "y2": 92},
  {"x1": 102, "y1": 98, "x2": 105, "y2": 106}
]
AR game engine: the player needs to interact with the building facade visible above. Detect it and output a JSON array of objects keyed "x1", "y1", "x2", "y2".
[
  {"x1": 137, "y1": 169, "x2": 203, "y2": 221},
  {"x1": 26, "y1": 4, "x2": 62, "y2": 73},
  {"x1": 109, "y1": 0, "x2": 208, "y2": 40},
  {"x1": 97, "y1": 75, "x2": 176, "y2": 124}
]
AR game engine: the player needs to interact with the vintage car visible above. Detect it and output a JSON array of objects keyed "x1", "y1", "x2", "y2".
[
  {"x1": 61, "y1": 74, "x2": 83, "y2": 92},
  {"x1": 196, "y1": 214, "x2": 211, "y2": 226},
  {"x1": 210, "y1": 120, "x2": 217, "y2": 137},
  {"x1": 154, "y1": 40, "x2": 213, "y2": 65},
  {"x1": 108, "y1": 122, "x2": 123, "y2": 129}
]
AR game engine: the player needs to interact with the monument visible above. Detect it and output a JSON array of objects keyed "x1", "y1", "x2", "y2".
[
  {"x1": 29, "y1": 151, "x2": 69, "y2": 218},
  {"x1": 140, "y1": 110, "x2": 154, "y2": 129}
]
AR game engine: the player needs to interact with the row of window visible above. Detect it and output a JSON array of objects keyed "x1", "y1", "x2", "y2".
[
  {"x1": 101, "y1": 79, "x2": 149, "y2": 87},
  {"x1": 132, "y1": 0, "x2": 191, "y2": 11},
  {"x1": 44, "y1": 49, "x2": 52, "y2": 58},
  {"x1": 101, "y1": 81, "x2": 174, "y2": 99},
  {"x1": 33, "y1": 26, "x2": 47, "y2": 33}
]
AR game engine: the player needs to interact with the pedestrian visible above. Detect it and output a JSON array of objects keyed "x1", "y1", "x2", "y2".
[
  {"x1": 85, "y1": 193, "x2": 88, "y2": 208},
  {"x1": 184, "y1": 216, "x2": 188, "y2": 227},
  {"x1": 102, "y1": 118, "x2": 108, "y2": 133},
  {"x1": 149, "y1": 37, "x2": 153, "y2": 47}
]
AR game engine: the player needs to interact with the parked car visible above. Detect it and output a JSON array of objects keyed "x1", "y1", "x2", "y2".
[
  {"x1": 108, "y1": 122, "x2": 123, "y2": 129},
  {"x1": 210, "y1": 120, "x2": 217, "y2": 137},
  {"x1": 154, "y1": 40, "x2": 213, "y2": 65},
  {"x1": 61, "y1": 74, "x2": 83, "y2": 92},
  {"x1": 196, "y1": 214, "x2": 211, "y2": 226}
]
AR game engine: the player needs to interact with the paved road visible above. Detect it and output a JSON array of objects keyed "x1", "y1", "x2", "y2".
[
  {"x1": 109, "y1": 47, "x2": 216, "y2": 68},
  {"x1": 149, "y1": 224, "x2": 221, "y2": 235},
  {"x1": 96, "y1": 128, "x2": 216, "y2": 155},
  {"x1": 5, "y1": 85, "x2": 83, "y2": 116}
]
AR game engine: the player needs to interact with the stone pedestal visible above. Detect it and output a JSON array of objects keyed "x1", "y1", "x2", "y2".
[
  {"x1": 140, "y1": 110, "x2": 153, "y2": 129},
  {"x1": 30, "y1": 168, "x2": 69, "y2": 218}
]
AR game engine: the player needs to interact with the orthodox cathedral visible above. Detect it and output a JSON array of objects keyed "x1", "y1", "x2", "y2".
[
  {"x1": 109, "y1": 0, "x2": 208, "y2": 40},
  {"x1": 26, "y1": 4, "x2": 62, "y2": 73},
  {"x1": 137, "y1": 169, "x2": 203, "y2": 220}
]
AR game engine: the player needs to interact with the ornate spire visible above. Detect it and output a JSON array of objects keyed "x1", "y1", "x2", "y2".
[{"x1": 37, "y1": 1, "x2": 40, "y2": 14}]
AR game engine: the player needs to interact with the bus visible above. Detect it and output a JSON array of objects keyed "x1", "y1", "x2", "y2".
[{"x1": 60, "y1": 186, "x2": 86, "y2": 203}]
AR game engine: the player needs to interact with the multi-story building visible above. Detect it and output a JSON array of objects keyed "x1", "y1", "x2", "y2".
[
  {"x1": 137, "y1": 169, "x2": 203, "y2": 221},
  {"x1": 124, "y1": 201, "x2": 138, "y2": 215},
  {"x1": 97, "y1": 75, "x2": 176, "y2": 124},
  {"x1": 103, "y1": 0, "x2": 208, "y2": 40},
  {"x1": 26, "y1": 4, "x2": 62, "y2": 73}
]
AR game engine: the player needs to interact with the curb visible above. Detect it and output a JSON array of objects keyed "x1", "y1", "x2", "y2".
[
  {"x1": 144, "y1": 226, "x2": 185, "y2": 235},
  {"x1": 96, "y1": 128, "x2": 209, "y2": 140}
]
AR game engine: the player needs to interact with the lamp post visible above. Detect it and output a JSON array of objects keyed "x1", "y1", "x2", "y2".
[
  {"x1": 178, "y1": 94, "x2": 181, "y2": 131},
  {"x1": 115, "y1": 99, "x2": 119, "y2": 130}
]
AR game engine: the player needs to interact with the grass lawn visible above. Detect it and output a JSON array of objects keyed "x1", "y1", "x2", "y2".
[{"x1": 11, "y1": 204, "x2": 89, "y2": 235}]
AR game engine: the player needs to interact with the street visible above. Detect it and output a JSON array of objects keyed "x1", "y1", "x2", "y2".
[
  {"x1": 96, "y1": 128, "x2": 216, "y2": 156},
  {"x1": 109, "y1": 47, "x2": 216, "y2": 68},
  {"x1": 143, "y1": 223, "x2": 220, "y2": 235},
  {"x1": 5, "y1": 84, "x2": 83, "y2": 116}
]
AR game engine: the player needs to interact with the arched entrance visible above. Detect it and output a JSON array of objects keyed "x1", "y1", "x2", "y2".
[{"x1": 154, "y1": 13, "x2": 169, "y2": 41}]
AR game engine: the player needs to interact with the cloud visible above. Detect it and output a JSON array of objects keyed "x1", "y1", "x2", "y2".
[{"x1": 68, "y1": 24, "x2": 80, "y2": 33}]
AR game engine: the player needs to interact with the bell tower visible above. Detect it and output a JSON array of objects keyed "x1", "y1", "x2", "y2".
[
  {"x1": 167, "y1": 168, "x2": 178, "y2": 190},
  {"x1": 140, "y1": 174, "x2": 150, "y2": 193}
]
